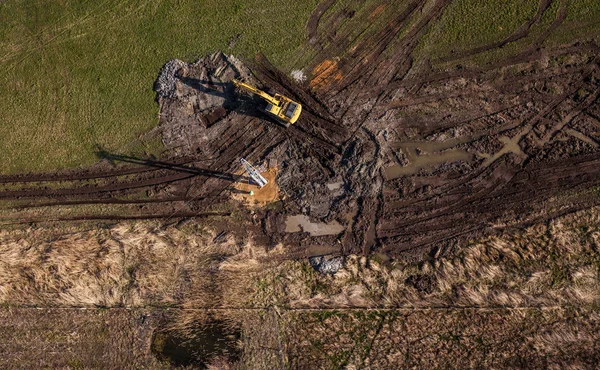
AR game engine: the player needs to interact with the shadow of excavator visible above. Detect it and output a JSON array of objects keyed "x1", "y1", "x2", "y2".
[
  {"x1": 178, "y1": 77, "x2": 232, "y2": 100},
  {"x1": 95, "y1": 149, "x2": 250, "y2": 184},
  {"x1": 177, "y1": 76, "x2": 284, "y2": 125}
]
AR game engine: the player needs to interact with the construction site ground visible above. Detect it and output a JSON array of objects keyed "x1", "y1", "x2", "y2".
[
  {"x1": 1, "y1": 0, "x2": 600, "y2": 368},
  {"x1": 1, "y1": 0, "x2": 599, "y2": 261}
]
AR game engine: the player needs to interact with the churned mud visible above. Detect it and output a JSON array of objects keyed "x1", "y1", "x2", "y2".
[{"x1": 0, "y1": 0, "x2": 599, "y2": 263}]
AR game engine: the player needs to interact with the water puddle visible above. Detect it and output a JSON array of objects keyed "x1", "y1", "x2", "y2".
[
  {"x1": 566, "y1": 128, "x2": 599, "y2": 147},
  {"x1": 285, "y1": 215, "x2": 345, "y2": 236},
  {"x1": 482, "y1": 133, "x2": 527, "y2": 167},
  {"x1": 385, "y1": 149, "x2": 472, "y2": 180},
  {"x1": 306, "y1": 244, "x2": 342, "y2": 255},
  {"x1": 326, "y1": 181, "x2": 343, "y2": 190}
]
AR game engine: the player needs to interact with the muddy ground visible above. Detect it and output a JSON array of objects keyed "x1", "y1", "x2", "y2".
[
  {"x1": 2, "y1": 0, "x2": 600, "y2": 368},
  {"x1": 0, "y1": 0, "x2": 599, "y2": 266}
]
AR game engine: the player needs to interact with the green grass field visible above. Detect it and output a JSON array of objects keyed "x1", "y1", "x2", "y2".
[
  {"x1": 415, "y1": 0, "x2": 600, "y2": 66},
  {"x1": 0, "y1": 0, "x2": 318, "y2": 173},
  {"x1": 424, "y1": 0, "x2": 540, "y2": 56},
  {"x1": 1, "y1": 0, "x2": 599, "y2": 174}
]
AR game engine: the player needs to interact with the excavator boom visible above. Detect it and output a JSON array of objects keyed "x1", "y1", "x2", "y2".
[{"x1": 231, "y1": 79, "x2": 279, "y2": 106}]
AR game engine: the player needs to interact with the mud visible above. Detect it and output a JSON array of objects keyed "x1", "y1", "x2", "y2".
[
  {"x1": 285, "y1": 214, "x2": 345, "y2": 236},
  {"x1": 384, "y1": 149, "x2": 472, "y2": 179},
  {"x1": 1, "y1": 0, "x2": 599, "y2": 262}
]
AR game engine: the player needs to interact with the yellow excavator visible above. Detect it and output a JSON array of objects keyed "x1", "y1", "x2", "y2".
[{"x1": 231, "y1": 79, "x2": 302, "y2": 127}]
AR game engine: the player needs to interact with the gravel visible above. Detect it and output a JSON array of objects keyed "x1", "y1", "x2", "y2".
[
  {"x1": 309, "y1": 255, "x2": 344, "y2": 275},
  {"x1": 154, "y1": 59, "x2": 186, "y2": 99}
]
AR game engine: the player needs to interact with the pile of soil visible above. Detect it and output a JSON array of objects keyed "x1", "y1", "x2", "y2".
[{"x1": 155, "y1": 52, "x2": 257, "y2": 155}]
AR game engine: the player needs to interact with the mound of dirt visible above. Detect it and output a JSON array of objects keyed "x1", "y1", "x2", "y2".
[
  {"x1": 405, "y1": 274, "x2": 437, "y2": 294},
  {"x1": 155, "y1": 52, "x2": 257, "y2": 154}
]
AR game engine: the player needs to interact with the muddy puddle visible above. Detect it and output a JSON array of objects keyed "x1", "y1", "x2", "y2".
[
  {"x1": 326, "y1": 181, "x2": 343, "y2": 190},
  {"x1": 482, "y1": 133, "x2": 527, "y2": 167},
  {"x1": 285, "y1": 214, "x2": 345, "y2": 236},
  {"x1": 385, "y1": 126, "x2": 522, "y2": 179},
  {"x1": 151, "y1": 320, "x2": 240, "y2": 368},
  {"x1": 385, "y1": 148, "x2": 472, "y2": 180}
]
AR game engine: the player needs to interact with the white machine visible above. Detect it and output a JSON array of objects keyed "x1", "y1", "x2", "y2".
[{"x1": 239, "y1": 158, "x2": 268, "y2": 188}]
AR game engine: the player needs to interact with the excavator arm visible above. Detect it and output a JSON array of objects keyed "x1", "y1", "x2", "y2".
[{"x1": 231, "y1": 79, "x2": 280, "y2": 106}]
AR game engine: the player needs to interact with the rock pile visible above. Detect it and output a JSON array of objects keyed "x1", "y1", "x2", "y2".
[
  {"x1": 309, "y1": 255, "x2": 344, "y2": 275},
  {"x1": 155, "y1": 59, "x2": 186, "y2": 99}
]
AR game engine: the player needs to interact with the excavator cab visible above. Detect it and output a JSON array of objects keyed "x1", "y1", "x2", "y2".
[{"x1": 232, "y1": 79, "x2": 302, "y2": 127}]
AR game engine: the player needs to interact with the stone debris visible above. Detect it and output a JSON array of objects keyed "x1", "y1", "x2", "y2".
[
  {"x1": 309, "y1": 255, "x2": 344, "y2": 275},
  {"x1": 155, "y1": 59, "x2": 186, "y2": 99},
  {"x1": 290, "y1": 69, "x2": 307, "y2": 83}
]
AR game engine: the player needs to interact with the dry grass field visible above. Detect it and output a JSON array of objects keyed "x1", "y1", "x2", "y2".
[
  {"x1": 0, "y1": 308, "x2": 167, "y2": 369},
  {"x1": 0, "y1": 206, "x2": 599, "y2": 367}
]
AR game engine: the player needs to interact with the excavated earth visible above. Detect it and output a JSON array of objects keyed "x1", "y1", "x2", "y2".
[{"x1": 1, "y1": 0, "x2": 600, "y2": 262}]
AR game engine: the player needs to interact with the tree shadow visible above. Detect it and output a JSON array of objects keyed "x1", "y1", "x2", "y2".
[{"x1": 95, "y1": 149, "x2": 250, "y2": 184}]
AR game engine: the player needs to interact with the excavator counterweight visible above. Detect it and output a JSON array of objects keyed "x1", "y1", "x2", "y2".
[{"x1": 231, "y1": 79, "x2": 302, "y2": 127}]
